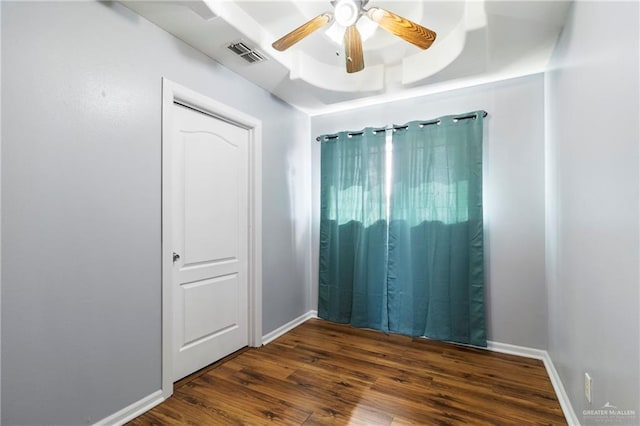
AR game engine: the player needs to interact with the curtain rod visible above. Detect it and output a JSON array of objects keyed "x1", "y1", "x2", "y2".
[{"x1": 315, "y1": 111, "x2": 488, "y2": 142}]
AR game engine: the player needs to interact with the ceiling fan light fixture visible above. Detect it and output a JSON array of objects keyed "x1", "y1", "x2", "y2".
[
  {"x1": 326, "y1": 15, "x2": 376, "y2": 47},
  {"x1": 334, "y1": 0, "x2": 359, "y2": 27},
  {"x1": 368, "y1": 7, "x2": 385, "y2": 23},
  {"x1": 325, "y1": 21, "x2": 346, "y2": 46},
  {"x1": 356, "y1": 15, "x2": 377, "y2": 41}
]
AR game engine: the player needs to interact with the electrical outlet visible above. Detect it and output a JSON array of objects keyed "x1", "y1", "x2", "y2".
[{"x1": 585, "y1": 373, "x2": 592, "y2": 403}]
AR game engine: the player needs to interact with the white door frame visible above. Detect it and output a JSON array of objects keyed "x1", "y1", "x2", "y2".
[{"x1": 160, "y1": 78, "x2": 262, "y2": 398}]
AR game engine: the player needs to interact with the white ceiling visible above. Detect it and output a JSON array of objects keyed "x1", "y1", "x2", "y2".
[{"x1": 121, "y1": 0, "x2": 572, "y2": 114}]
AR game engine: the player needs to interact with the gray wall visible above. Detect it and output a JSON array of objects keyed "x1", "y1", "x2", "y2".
[
  {"x1": 1, "y1": 1, "x2": 310, "y2": 425},
  {"x1": 311, "y1": 74, "x2": 548, "y2": 349},
  {"x1": 546, "y1": 0, "x2": 640, "y2": 419}
]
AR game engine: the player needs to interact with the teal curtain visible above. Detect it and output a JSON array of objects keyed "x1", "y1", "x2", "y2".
[
  {"x1": 388, "y1": 113, "x2": 486, "y2": 347},
  {"x1": 318, "y1": 129, "x2": 389, "y2": 331},
  {"x1": 318, "y1": 111, "x2": 486, "y2": 347}
]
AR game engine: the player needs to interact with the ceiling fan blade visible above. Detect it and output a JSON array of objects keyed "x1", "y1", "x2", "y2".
[
  {"x1": 367, "y1": 7, "x2": 436, "y2": 50},
  {"x1": 272, "y1": 13, "x2": 332, "y2": 51},
  {"x1": 344, "y1": 25, "x2": 364, "y2": 73}
]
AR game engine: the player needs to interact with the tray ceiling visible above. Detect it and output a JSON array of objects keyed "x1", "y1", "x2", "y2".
[{"x1": 121, "y1": 0, "x2": 572, "y2": 114}]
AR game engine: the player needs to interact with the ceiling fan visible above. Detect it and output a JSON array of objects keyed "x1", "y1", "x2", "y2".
[{"x1": 271, "y1": 0, "x2": 437, "y2": 74}]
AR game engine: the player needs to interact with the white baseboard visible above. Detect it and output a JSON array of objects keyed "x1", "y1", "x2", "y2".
[
  {"x1": 487, "y1": 340, "x2": 547, "y2": 360},
  {"x1": 488, "y1": 341, "x2": 580, "y2": 426},
  {"x1": 541, "y1": 352, "x2": 581, "y2": 426},
  {"x1": 94, "y1": 389, "x2": 165, "y2": 426},
  {"x1": 262, "y1": 310, "x2": 317, "y2": 345}
]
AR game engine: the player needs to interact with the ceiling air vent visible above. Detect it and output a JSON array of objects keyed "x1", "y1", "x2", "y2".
[
  {"x1": 241, "y1": 51, "x2": 266, "y2": 64},
  {"x1": 227, "y1": 41, "x2": 267, "y2": 64}
]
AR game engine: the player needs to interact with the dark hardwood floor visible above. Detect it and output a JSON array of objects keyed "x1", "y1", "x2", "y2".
[{"x1": 128, "y1": 319, "x2": 566, "y2": 425}]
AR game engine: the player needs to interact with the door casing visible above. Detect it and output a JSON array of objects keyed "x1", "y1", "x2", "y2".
[{"x1": 161, "y1": 78, "x2": 262, "y2": 398}]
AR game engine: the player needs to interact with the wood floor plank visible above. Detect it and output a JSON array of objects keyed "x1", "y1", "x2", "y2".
[
  {"x1": 178, "y1": 375, "x2": 313, "y2": 424},
  {"x1": 128, "y1": 318, "x2": 567, "y2": 425},
  {"x1": 224, "y1": 365, "x2": 392, "y2": 425},
  {"x1": 253, "y1": 343, "x2": 379, "y2": 384},
  {"x1": 285, "y1": 321, "x2": 553, "y2": 391}
]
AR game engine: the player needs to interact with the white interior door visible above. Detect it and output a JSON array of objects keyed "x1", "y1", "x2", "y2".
[{"x1": 171, "y1": 102, "x2": 249, "y2": 381}]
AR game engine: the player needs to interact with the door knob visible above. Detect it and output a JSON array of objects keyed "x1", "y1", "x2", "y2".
[{"x1": 173, "y1": 252, "x2": 180, "y2": 262}]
